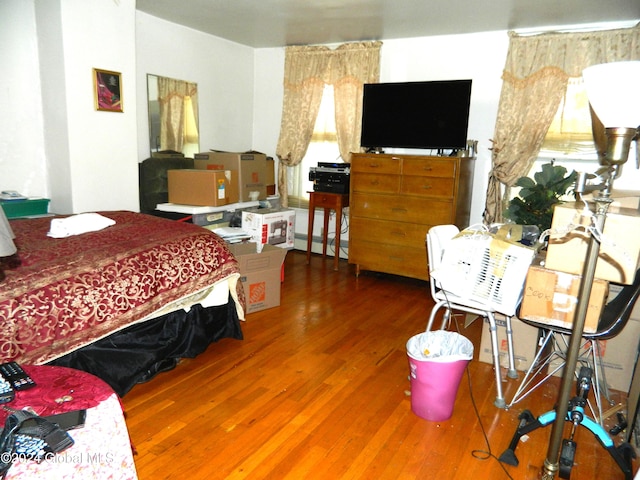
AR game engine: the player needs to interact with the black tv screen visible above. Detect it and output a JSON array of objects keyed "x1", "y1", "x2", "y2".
[{"x1": 360, "y1": 80, "x2": 472, "y2": 151}]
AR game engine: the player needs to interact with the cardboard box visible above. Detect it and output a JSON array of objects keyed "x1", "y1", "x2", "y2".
[
  {"x1": 228, "y1": 243, "x2": 287, "y2": 313},
  {"x1": 596, "y1": 316, "x2": 640, "y2": 391},
  {"x1": 266, "y1": 156, "x2": 276, "y2": 196},
  {"x1": 549, "y1": 317, "x2": 640, "y2": 392},
  {"x1": 168, "y1": 169, "x2": 238, "y2": 207},
  {"x1": 584, "y1": 189, "x2": 640, "y2": 209},
  {"x1": 241, "y1": 208, "x2": 295, "y2": 249},
  {"x1": 519, "y1": 265, "x2": 608, "y2": 333},
  {"x1": 194, "y1": 151, "x2": 268, "y2": 202},
  {"x1": 546, "y1": 202, "x2": 640, "y2": 284},
  {"x1": 478, "y1": 315, "x2": 541, "y2": 372}
]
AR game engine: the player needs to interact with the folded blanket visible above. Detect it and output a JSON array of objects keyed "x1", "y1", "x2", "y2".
[{"x1": 47, "y1": 213, "x2": 116, "y2": 238}]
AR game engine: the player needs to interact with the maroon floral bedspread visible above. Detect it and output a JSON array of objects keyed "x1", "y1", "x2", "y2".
[{"x1": 0, "y1": 211, "x2": 244, "y2": 365}]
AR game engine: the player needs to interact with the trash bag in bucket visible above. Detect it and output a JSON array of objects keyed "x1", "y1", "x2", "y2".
[{"x1": 406, "y1": 330, "x2": 473, "y2": 421}]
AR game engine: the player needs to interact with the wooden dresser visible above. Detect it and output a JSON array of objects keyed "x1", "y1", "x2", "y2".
[{"x1": 348, "y1": 152, "x2": 475, "y2": 281}]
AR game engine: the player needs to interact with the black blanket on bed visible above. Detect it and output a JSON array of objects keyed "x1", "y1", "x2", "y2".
[{"x1": 49, "y1": 295, "x2": 243, "y2": 396}]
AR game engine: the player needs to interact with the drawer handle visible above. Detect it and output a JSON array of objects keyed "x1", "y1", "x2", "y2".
[
  {"x1": 368, "y1": 163, "x2": 380, "y2": 168},
  {"x1": 389, "y1": 256, "x2": 404, "y2": 262},
  {"x1": 390, "y1": 230, "x2": 406, "y2": 237},
  {"x1": 421, "y1": 184, "x2": 433, "y2": 190},
  {"x1": 422, "y1": 166, "x2": 433, "y2": 171},
  {"x1": 391, "y1": 207, "x2": 408, "y2": 213},
  {"x1": 370, "y1": 179, "x2": 379, "y2": 185}
]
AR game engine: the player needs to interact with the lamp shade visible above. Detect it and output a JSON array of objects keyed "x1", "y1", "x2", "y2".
[
  {"x1": 0, "y1": 208, "x2": 17, "y2": 257},
  {"x1": 582, "y1": 61, "x2": 640, "y2": 128}
]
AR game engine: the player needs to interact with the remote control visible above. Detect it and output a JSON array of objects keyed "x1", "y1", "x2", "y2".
[
  {"x1": 0, "y1": 376, "x2": 14, "y2": 404},
  {"x1": 14, "y1": 434, "x2": 47, "y2": 462},
  {"x1": 0, "y1": 362, "x2": 36, "y2": 390}
]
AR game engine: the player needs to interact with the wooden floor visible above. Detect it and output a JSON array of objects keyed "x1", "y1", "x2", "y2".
[{"x1": 122, "y1": 250, "x2": 638, "y2": 479}]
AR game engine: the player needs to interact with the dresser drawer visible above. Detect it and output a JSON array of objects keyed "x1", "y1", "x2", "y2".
[
  {"x1": 402, "y1": 157, "x2": 456, "y2": 178},
  {"x1": 349, "y1": 239, "x2": 428, "y2": 280},
  {"x1": 351, "y1": 173, "x2": 400, "y2": 194},
  {"x1": 350, "y1": 217, "x2": 429, "y2": 248},
  {"x1": 350, "y1": 192, "x2": 453, "y2": 224},
  {"x1": 401, "y1": 175, "x2": 455, "y2": 198},
  {"x1": 351, "y1": 155, "x2": 401, "y2": 175}
]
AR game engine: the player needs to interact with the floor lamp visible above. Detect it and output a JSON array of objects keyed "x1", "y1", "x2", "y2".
[{"x1": 541, "y1": 61, "x2": 640, "y2": 479}]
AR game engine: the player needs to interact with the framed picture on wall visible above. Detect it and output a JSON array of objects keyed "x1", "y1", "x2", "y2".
[{"x1": 93, "y1": 68, "x2": 123, "y2": 112}]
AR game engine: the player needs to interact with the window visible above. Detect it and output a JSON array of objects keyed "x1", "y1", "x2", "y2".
[
  {"x1": 287, "y1": 85, "x2": 341, "y2": 208},
  {"x1": 539, "y1": 77, "x2": 597, "y2": 161},
  {"x1": 525, "y1": 77, "x2": 600, "y2": 183},
  {"x1": 528, "y1": 75, "x2": 638, "y2": 193}
]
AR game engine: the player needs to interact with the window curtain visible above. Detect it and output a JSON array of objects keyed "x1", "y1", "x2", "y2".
[
  {"x1": 275, "y1": 41, "x2": 382, "y2": 207},
  {"x1": 484, "y1": 24, "x2": 640, "y2": 225},
  {"x1": 158, "y1": 77, "x2": 199, "y2": 152},
  {"x1": 330, "y1": 42, "x2": 382, "y2": 162}
]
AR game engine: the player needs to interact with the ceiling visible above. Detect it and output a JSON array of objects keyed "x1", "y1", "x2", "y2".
[{"x1": 136, "y1": 0, "x2": 640, "y2": 48}]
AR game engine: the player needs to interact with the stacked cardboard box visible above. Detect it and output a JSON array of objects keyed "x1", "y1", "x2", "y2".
[
  {"x1": 228, "y1": 243, "x2": 287, "y2": 313},
  {"x1": 167, "y1": 169, "x2": 238, "y2": 207},
  {"x1": 546, "y1": 202, "x2": 640, "y2": 285},
  {"x1": 194, "y1": 151, "x2": 270, "y2": 202},
  {"x1": 241, "y1": 208, "x2": 295, "y2": 250},
  {"x1": 514, "y1": 266, "x2": 639, "y2": 392},
  {"x1": 519, "y1": 265, "x2": 608, "y2": 334}
]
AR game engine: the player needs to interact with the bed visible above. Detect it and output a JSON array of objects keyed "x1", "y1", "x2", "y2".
[{"x1": 0, "y1": 210, "x2": 245, "y2": 396}]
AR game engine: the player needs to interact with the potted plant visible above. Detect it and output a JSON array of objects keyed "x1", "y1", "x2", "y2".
[{"x1": 504, "y1": 162, "x2": 577, "y2": 234}]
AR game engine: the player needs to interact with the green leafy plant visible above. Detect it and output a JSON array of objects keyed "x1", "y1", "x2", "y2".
[{"x1": 504, "y1": 162, "x2": 577, "y2": 233}]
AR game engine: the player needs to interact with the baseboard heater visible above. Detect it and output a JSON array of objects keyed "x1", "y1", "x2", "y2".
[{"x1": 294, "y1": 233, "x2": 349, "y2": 259}]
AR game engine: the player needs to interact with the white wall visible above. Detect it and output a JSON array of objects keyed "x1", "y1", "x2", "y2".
[
  {"x1": 135, "y1": 12, "x2": 256, "y2": 160},
  {"x1": 58, "y1": 0, "x2": 138, "y2": 214},
  {"x1": 0, "y1": 1, "x2": 48, "y2": 200},
  {"x1": 1, "y1": 0, "x2": 139, "y2": 214},
  {"x1": 1, "y1": 2, "x2": 255, "y2": 214},
  {"x1": 252, "y1": 49, "x2": 285, "y2": 158},
  {"x1": 36, "y1": 0, "x2": 73, "y2": 214}
]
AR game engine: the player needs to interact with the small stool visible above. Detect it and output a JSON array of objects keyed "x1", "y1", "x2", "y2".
[{"x1": 306, "y1": 191, "x2": 349, "y2": 271}]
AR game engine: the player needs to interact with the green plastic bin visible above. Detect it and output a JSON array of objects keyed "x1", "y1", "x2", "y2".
[{"x1": 0, "y1": 198, "x2": 50, "y2": 218}]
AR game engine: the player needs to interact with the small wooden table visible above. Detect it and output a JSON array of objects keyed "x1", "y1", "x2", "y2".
[{"x1": 306, "y1": 191, "x2": 349, "y2": 271}]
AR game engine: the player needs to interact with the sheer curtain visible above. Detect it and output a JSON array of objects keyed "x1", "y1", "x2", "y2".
[
  {"x1": 275, "y1": 46, "x2": 330, "y2": 207},
  {"x1": 484, "y1": 24, "x2": 640, "y2": 225},
  {"x1": 287, "y1": 86, "x2": 340, "y2": 208},
  {"x1": 330, "y1": 42, "x2": 382, "y2": 162},
  {"x1": 158, "y1": 77, "x2": 199, "y2": 153},
  {"x1": 540, "y1": 78, "x2": 599, "y2": 157},
  {"x1": 275, "y1": 41, "x2": 382, "y2": 207}
]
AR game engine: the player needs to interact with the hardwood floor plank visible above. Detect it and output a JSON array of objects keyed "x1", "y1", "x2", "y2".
[{"x1": 122, "y1": 250, "x2": 638, "y2": 479}]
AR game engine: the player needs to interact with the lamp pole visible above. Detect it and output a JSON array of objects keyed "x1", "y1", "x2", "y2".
[
  {"x1": 541, "y1": 193, "x2": 612, "y2": 479},
  {"x1": 541, "y1": 60, "x2": 640, "y2": 478}
]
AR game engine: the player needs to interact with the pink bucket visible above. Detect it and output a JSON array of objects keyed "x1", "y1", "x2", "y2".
[{"x1": 407, "y1": 332, "x2": 472, "y2": 421}]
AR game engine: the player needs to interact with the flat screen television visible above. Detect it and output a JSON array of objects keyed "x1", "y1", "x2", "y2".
[{"x1": 360, "y1": 79, "x2": 472, "y2": 151}]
